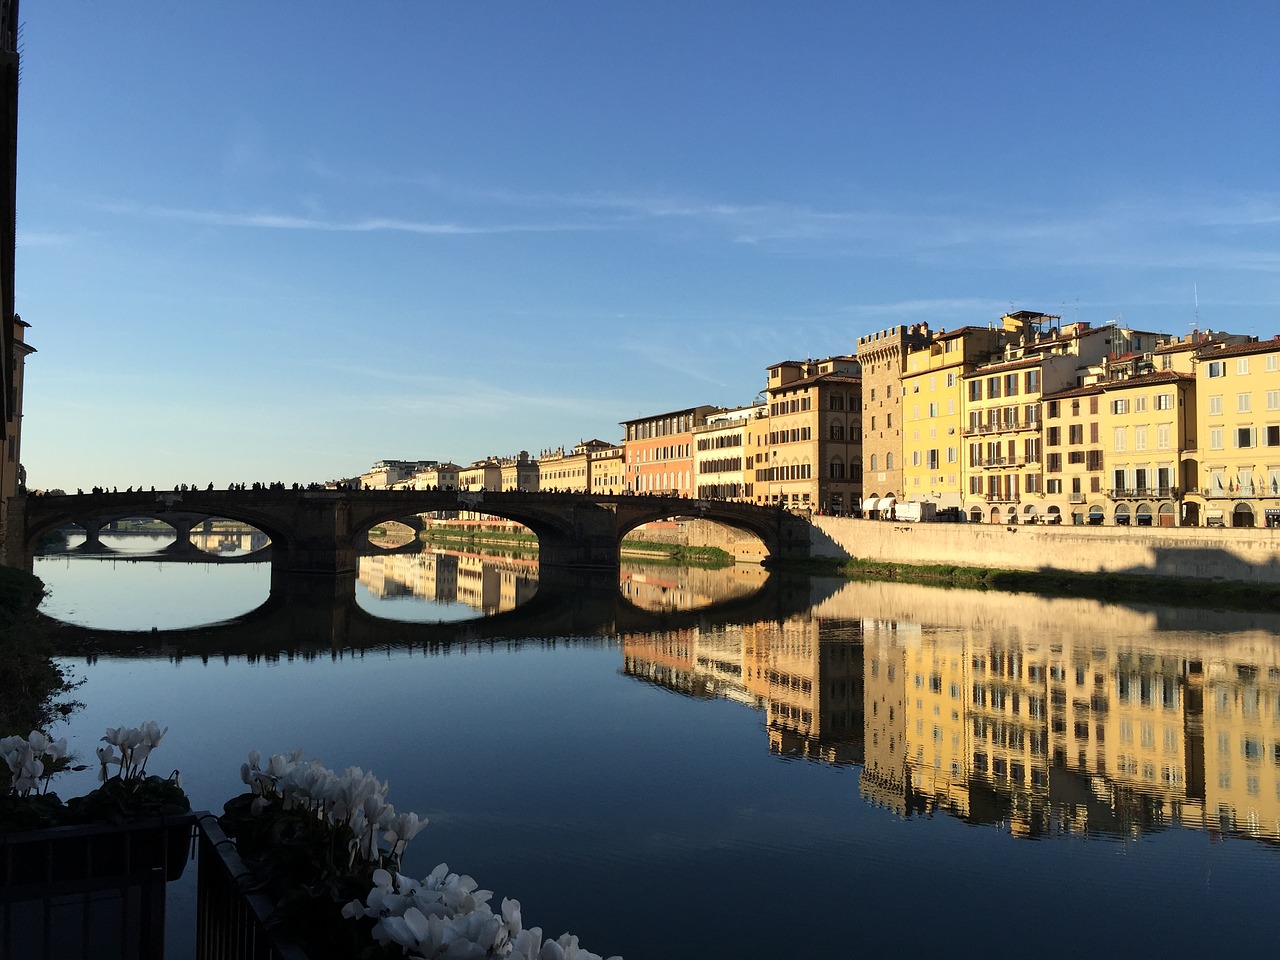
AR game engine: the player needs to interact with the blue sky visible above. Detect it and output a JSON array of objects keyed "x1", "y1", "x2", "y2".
[{"x1": 15, "y1": 1, "x2": 1280, "y2": 490}]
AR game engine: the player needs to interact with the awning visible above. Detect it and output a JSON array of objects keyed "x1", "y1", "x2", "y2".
[
  {"x1": 861, "y1": 497, "x2": 880, "y2": 512},
  {"x1": 1206, "y1": 510, "x2": 1225, "y2": 519},
  {"x1": 1266, "y1": 509, "x2": 1280, "y2": 516},
  {"x1": 880, "y1": 496, "x2": 897, "y2": 508}
]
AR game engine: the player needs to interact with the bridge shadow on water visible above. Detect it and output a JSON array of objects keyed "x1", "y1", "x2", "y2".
[{"x1": 41, "y1": 567, "x2": 824, "y2": 661}]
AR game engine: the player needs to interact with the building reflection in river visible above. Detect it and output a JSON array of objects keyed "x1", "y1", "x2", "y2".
[
  {"x1": 625, "y1": 580, "x2": 1280, "y2": 847},
  {"x1": 358, "y1": 550, "x2": 538, "y2": 616}
]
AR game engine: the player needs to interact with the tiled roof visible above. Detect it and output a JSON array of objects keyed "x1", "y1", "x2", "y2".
[
  {"x1": 1097, "y1": 370, "x2": 1195, "y2": 391},
  {"x1": 1194, "y1": 338, "x2": 1278, "y2": 360}
]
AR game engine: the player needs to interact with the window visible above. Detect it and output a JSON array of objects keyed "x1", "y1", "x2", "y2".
[
  {"x1": 1268, "y1": 391, "x2": 1280, "y2": 411},
  {"x1": 1113, "y1": 428, "x2": 1127, "y2": 452},
  {"x1": 1004, "y1": 373, "x2": 1019, "y2": 397},
  {"x1": 1239, "y1": 393, "x2": 1252, "y2": 413},
  {"x1": 1237, "y1": 427, "x2": 1256, "y2": 448},
  {"x1": 1209, "y1": 395, "x2": 1222, "y2": 416},
  {"x1": 969, "y1": 381, "x2": 982, "y2": 402},
  {"x1": 1135, "y1": 396, "x2": 1147, "y2": 412},
  {"x1": 1025, "y1": 370, "x2": 1040, "y2": 393},
  {"x1": 1068, "y1": 424, "x2": 1084, "y2": 444},
  {"x1": 987, "y1": 377, "x2": 1001, "y2": 399},
  {"x1": 946, "y1": 373, "x2": 955, "y2": 388},
  {"x1": 1156, "y1": 393, "x2": 1173, "y2": 410},
  {"x1": 1047, "y1": 453, "x2": 1062, "y2": 472},
  {"x1": 886, "y1": 453, "x2": 893, "y2": 469},
  {"x1": 1157, "y1": 425, "x2": 1171, "y2": 450},
  {"x1": 1047, "y1": 426, "x2": 1061, "y2": 446},
  {"x1": 1047, "y1": 400, "x2": 1060, "y2": 418},
  {"x1": 1268, "y1": 354, "x2": 1279, "y2": 372},
  {"x1": 1210, "y1": 428, "x2": 1223, "y2": 450},
  {"x1": 870, "y1": 454, "x2": 877, "y2": 470},
  {"x1": 1207, "y1": 360, "x2": 1225, "y2": 378},
  {"x1": 1268, "y1": 426, "x2": 1280, "y2": 447},
  {"x1": 1135, "y1": 426, "x2": 1148, "y2": 451},
  {"x1": 1237, "y1": 357, "x2": 1250, "y2": 375},
  {"x1": 1112, "y1": 399, "x2": 1129, "y2": 415},
  {"x1": 928, "y1": 402, "x2": 938, "y2": 417}
]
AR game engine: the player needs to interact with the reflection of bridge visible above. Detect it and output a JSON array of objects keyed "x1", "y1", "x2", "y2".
[
  {"x1": 41, "y1": 568, "x2": 823, "y2": 660},
  {"x1": 14, "y1": 489, "x2": 810, "y2": 575}
]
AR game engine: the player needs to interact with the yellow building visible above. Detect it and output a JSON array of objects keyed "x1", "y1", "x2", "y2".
[
  {"x1": 1041, "y1": 385, "x2": 1106, "y2": 525},
  {"x1": 411, "y1": 462, "x2": 460, "y2": 490},
  {"x1": 900, "y1": 326, "x2": 1002, "y2": 511},
  {"x1": 1189, "y1": 338, "x2": 1280, "y2": 528},
  {"x1": 458, "y1": 459, "x2": 502, "y2": 491},
  {"x1": 1097, "y1": 370, "x2": 1196, "y2": 527},
  {"x1": 589, "y1": 443, "x2": 625, "y2": 496},
  {"x1": 692, "y1": 405, "x2": 764, "y2": 502},
  {"x1": 499, "y1": 452, "x2": 539, "y2": 492}
]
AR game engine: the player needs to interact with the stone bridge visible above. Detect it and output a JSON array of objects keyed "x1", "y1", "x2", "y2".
[{"x1": 12, "y1": 488, "x2": 811, "y2": 576}]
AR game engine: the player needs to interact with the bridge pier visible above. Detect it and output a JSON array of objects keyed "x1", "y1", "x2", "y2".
[
  {"x1": 73, "y1": 518, "x2": 106, "y2": 553},
  {"x1": 536, "y1": 503, "x2": 623, "y2": 571}
]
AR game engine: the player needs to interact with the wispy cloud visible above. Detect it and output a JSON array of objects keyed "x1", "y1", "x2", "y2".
[
  {"x1": 17, "y1": 230, "x2": 82, "y2": 247},
  {"x1": 89, "y1": 199, "x2": 603, "y2": 236}
]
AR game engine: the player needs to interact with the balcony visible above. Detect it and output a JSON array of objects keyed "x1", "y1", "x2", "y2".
[
  {"x1": 974, "y1": 457, "x2": 1032, "y2": 469},
  {"x1": 984, "y1": 493, "x2": 1020, "y2": 503},
  {"x1": 962, "y1": 418, "x2": 1041, "y2": 438},
  {"x1": 1201, "y1": 485, "x2": 1257, "y2": 498},
  {"x1": 1108, "y1": 486, "x2": 1178, "y2": 500}
]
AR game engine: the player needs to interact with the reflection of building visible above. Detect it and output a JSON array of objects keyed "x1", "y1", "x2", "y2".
[
  {"x1": 620, "y1": 577, "x2": 1280, "y2": 847},
  {"x1": 622, "y1": 614, "x2": 863, "y2": 766},
  {"x1": 356, "y1": 550, "x2": 535, "y2": 615}
]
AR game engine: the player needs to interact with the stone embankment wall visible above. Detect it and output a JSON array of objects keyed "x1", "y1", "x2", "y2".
[
  {"x1": 625, "y1": 520, "x2": 770, "y2": 562},
  {"x1": 810, "y1": 517, "x2": 1280, "y2": 585}
]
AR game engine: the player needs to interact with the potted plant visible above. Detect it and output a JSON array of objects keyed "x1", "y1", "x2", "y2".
[
  {"x1": 1, "y1": 721, "x2": 192, "y2": 887},
  {"x1": 222, "y1": 749, "x2": 621, "y2": 960}
]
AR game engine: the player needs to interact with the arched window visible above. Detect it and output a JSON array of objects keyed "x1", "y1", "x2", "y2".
[
  {"x1": 870, "y1": 454, "x2": 877, "y2": 471},
  {"x1": 830, "y1": 423, "x2": 844, "y2": 440},
  {"x1": 830, "y1": 457, "x2": 845, "y2": 479},
  {"x1": 886, "y1": 453, "x2": 894, "y2": 470}
]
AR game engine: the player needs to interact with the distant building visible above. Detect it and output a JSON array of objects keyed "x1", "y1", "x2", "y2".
[
  {"x1": 621, "y1": 405, "x2": 721, "y2": 496},
  {"x1": 359, "y1": 459, "x2": 438, "y2": 489}
]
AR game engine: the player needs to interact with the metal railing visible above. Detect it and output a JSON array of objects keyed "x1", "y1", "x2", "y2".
[
  {"x1": 195, "y1": 814, "x2": 310, "y2": 960},
  {"x1": 1, "y1": 814, "x2": 195, "y2": 960},
  {"x1": 1108, "y1": 486, "x2": 1178, "y2": 500}
]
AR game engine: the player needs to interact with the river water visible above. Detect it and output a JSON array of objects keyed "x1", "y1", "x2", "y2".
[{"x1": 31, "y1": 533, "x2": 1280, "y2": 959}]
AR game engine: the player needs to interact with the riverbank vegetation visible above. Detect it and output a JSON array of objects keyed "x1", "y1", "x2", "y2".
[
  {"x1": 784, "y1": 556, "x2": 1280, "y2": 611},
  {"x1": 0, "y1": 567, "x2": 79, "y2": 732},
  {"x1": 418, "y1": 529, "x2": 734, "y2": 567}
]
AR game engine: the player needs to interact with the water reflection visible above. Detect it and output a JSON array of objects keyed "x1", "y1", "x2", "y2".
[
  {"x1": 624, "y1": 581, "x2": 1280, "y2": 846},
  {"x1": 42, "y1": 564, "x2": 1280, "y2": 959}
]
